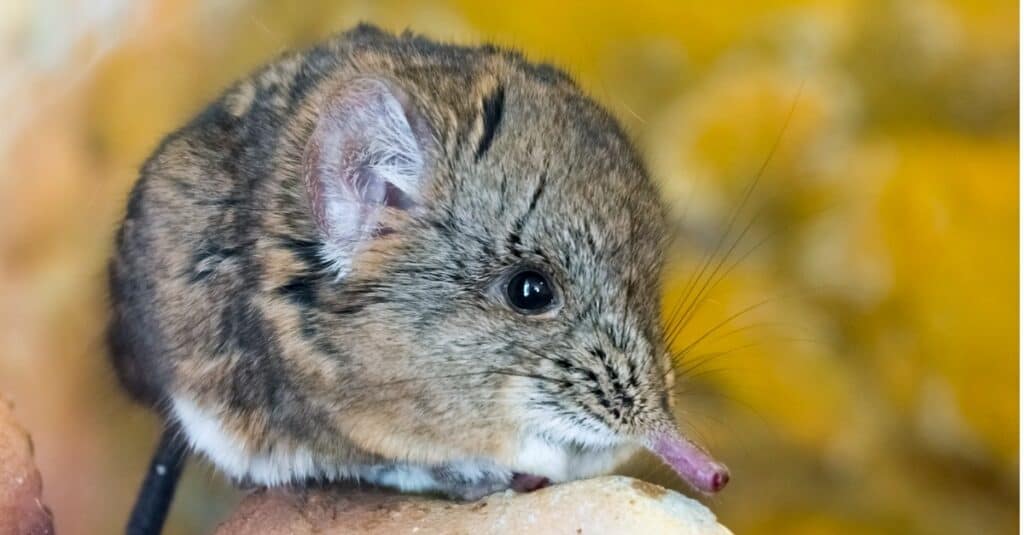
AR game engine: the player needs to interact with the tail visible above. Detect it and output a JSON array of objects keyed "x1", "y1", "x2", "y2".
[{"x1": 126, "y1": 422, "x2": 188, "y2": 535}]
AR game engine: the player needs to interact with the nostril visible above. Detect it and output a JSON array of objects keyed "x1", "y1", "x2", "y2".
[{"x1": 710, "y1": 469, "x2": 730, "y2": 492}]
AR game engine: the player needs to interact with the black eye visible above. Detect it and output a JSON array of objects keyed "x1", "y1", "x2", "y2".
[{"x1": 506, "y1": 269, "x2": 556, "y2": 314}]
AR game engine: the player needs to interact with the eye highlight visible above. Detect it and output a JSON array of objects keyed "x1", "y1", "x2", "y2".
[{"x1": 505, "y1": 269, "x2": 557, "y2": 314}]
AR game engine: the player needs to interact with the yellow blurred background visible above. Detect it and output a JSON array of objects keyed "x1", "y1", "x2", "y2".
[{"x1": 0, "y1": 1, "x2": 1017, "y2": 533}]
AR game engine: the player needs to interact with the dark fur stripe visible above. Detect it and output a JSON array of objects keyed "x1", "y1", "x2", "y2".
[
  {"x1": 507, "y1": 172, "x2": 548, "y2": 252},
  {"x1": 475, "y1": 85, "x2": 505, "y2": 160}
]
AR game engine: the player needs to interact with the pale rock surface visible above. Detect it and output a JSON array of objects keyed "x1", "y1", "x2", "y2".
[
  {"x1": 215, "y1": 475, "x2": 732, "y2": 535},
  {"x1": 0, "y1": 397, "x2": 53, "y2": 535}
]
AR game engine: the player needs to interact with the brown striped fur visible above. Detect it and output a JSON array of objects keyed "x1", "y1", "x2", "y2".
[{"x1": 108, "y1": 24, "x2": 676, "y2": 498}]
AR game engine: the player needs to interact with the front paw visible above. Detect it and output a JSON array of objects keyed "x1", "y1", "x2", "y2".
[
  {"x1": 510, "y1": 472, "x2": 550, "y2": 492},
  {"x1": 430, "y1": 463, "x2": 513, "y2": 501}
]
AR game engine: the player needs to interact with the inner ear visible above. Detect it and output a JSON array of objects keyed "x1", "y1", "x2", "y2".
[{"x1": 303, "y1": 77, "x2": 431, "y2": 274}]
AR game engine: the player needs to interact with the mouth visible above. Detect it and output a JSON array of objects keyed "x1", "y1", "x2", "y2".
[
  {"x1": 504, "y1": 434, "x2": 727, "y2": 496},
  {"x1": 645, "y1": 432, "x2": 730, "y2": 493},
  {"x1": 510, "y1": 419, "x2": 728, "y2": 495}
]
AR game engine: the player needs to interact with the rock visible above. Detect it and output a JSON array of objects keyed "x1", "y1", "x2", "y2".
[
  {"x1": 0, "y1": 398, "x2": 53, "y2": 535},
  {"x1": 215, "y1": 475, "x2": 731, "y2": 535}
]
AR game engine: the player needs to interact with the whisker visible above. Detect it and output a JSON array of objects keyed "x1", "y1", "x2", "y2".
[
  {"x1": 674, "y1": 349, "x2": 747, "y2": 378},
  {"x1": 674, "y1": 385, "x2": 770, "y2": 432},
  {"x1": 663, "y1": 80, "x2": 806, "y2": 351},
  {"x1": 672, "y1": 282, "x2": 825, "y2": 363},
  {"x1": 673, "y1": 296, "x2": 779, "y2": 359},
  {"x1": 675, "y1": 366, "x2": 731, "y2": 382},
  {"x1": 668, "y1": 214, "x2": 761, "y2": 347}
]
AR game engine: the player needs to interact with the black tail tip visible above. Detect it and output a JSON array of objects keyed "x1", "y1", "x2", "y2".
[{"x1": 126, "y1": 423, "x2": 187, "y2": 535}]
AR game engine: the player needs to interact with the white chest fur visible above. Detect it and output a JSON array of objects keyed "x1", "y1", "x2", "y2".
[{"x1": 171, "y1": 396, "x2": 630, "y2": 494}]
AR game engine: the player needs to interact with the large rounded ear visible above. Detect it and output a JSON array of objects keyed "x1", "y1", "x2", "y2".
[{"x1": 303, "y1": 77, "x2": 431, "y2": 275}]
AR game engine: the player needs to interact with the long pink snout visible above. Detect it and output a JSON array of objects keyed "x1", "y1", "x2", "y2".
[{"x1": 645, "y1": 432, "x2": 730, "y2": 493}]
